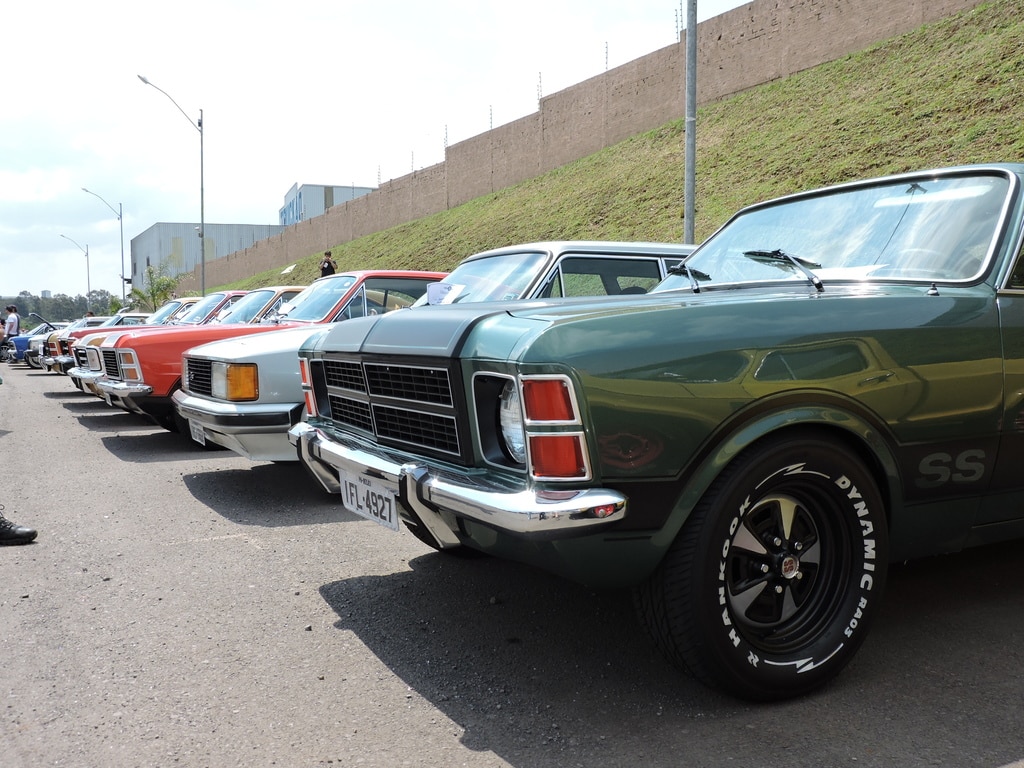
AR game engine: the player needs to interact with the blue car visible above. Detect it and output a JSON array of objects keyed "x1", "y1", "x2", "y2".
[{"x1": 2, "y1": 314, "x2": 63, "y2": 365}]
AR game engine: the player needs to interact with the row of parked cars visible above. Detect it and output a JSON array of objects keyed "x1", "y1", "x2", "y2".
[{"x1": 22, "y1": 163, "x2": 1024, "y2": 701}]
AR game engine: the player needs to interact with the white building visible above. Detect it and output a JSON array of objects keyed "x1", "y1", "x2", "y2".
[{"x1": 279, "y1": 183, "x2": 375, "y2": 226}]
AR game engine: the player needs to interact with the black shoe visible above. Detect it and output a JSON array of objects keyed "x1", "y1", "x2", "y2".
[{"x1": 0, "y1": 513, "x2": 37, "y2": 545}]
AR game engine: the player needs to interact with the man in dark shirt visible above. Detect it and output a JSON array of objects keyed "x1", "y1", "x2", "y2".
[{"x1": 319, "y1": 251, "x2": 337, "y2": 277}]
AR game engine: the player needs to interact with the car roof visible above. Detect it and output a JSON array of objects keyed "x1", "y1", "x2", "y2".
[{"x1": 461, "y1": 240, "x2": 696, "y2": 263}]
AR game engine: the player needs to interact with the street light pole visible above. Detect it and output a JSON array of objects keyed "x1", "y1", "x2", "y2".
[
  {"x1": 82, "y1": 188, "x2": 126, "y2": 301},
  {"x1": 684, "y1": 0, "x2": 697, "y2": 245},
  {"x1": 60, "y1": 234, "x2": 92, "y2": 311},
  {"x1": 137, "y1": 75, "x2": 205, "y2": 295}
]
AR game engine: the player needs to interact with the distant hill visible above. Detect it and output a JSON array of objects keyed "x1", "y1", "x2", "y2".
[{"x1": 224, "y1": 0, "x2": 1024, "y2": 290}]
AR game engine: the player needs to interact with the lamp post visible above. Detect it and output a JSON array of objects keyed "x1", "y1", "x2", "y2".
[
  {"x1": 684, "y1": 0, "x2": 697, "y2": 245},
  {"x1": 60, "y1": 234, "x2": 92, "y2": 311},
  {"x1": 82, "y1": 188, "x2": 126, "y2": 301},
  {"x1": 137, "y1": 75, "x2": 205, "y2": 295}
]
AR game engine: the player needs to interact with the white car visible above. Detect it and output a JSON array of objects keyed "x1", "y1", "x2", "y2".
[
  {"x1": 172, "y1": 241, "x2": 694, "y2": 462},
  {"x1": 174, "y1": 325, "x2": 331, "y2": 460}
]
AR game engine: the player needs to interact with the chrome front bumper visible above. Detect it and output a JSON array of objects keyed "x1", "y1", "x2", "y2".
[
  {"x1": 95, "y1": 379, "x2": 153, "y2": 401},
  {"x1": 288, "y1": 421, "x2": 627, "y2": 547},
  {"x1": 49, "y1": 355, "x2": 75, "y2": 373},
  {"x1": 67, "y1": 367, "x2": 103, "y2": 384},
  {"x1": 173, "y1": 390, "x2": 300, "y2": 433},
  {"x1": 67, "y1": 367, "x2": 106, "y2": 396},
  {"x1": 173, "y1": 390, "x2": 303, "y2": 461}
]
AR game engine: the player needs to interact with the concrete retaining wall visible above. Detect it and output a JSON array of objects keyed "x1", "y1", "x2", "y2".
[{"x1": 178, "y1": 0, "x2": 984, "y2": 292}]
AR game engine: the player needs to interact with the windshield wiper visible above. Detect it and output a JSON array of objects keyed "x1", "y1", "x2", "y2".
[
  {"x1": 667, "y1": 262, "x2": 711, "y2": 293},
  {"x1": 743, "y1": 249, "x2": 824, "y2": 293}
]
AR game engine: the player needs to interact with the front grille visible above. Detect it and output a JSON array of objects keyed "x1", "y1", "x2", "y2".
[
  {"x1": 102, "y1": 350, "x2": 121, "y2": 380},
  {"x1": 59, "y1": 339, "x2": 71, "y2": 356},
  {"x1": 373, "y1": 404, "x2": 459, "y2": 454},
  {"x1": 323, "y1": 360, "x2": 365, "y2": 391},
  {"x1": 315, "y1": 356, "x2": 466, "y2": 462},
  {"x1": 364, "y1": 364, "x2": 453, "y2": 405},
  {"x1": 185, "y1": 358, "x2": 213, "y2": 396},
  {"x1": 74, "y1": 348, "x2": 88, "y2": 367},
  {"x1": 327, "y1": 394, "x2": 373, "y2": 431}
]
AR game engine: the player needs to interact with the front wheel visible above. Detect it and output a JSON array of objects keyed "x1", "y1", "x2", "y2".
[{"x1": 635, "y1": 431, "x2": 888, "y2": 700}]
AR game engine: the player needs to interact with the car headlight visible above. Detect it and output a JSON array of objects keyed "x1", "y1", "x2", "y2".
[
  {"x1": 498, "y1": 379, "x2": 526, "y2": 464},
  {"x1": 212, "y1": 362, "x2": 259, "y2": 401},
  {"x1": 85, "y1": 347, "x2": 102, "y2": 371}
]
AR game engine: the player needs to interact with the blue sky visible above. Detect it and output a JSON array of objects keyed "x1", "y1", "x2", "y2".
[{"x1": 1, "y1": 0, "x2": 744, "y2": 298}]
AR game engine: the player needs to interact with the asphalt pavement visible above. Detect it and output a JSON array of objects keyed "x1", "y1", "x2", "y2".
[{"x1": 2, "y1": 364, "x2": 1023, "y2": 767}]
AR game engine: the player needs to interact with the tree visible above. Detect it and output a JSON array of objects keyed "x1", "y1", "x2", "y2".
[
  {"x1": 127, "y1": 265, "x2": 181, "y2": 312},
  {"x1": 87, "y1": 289, "x2": 114, "y2": 315}
]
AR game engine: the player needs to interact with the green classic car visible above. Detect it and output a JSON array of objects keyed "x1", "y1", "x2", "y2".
[{"x1": 289, "y1": 164, "x2": 1024, "y2": 700}]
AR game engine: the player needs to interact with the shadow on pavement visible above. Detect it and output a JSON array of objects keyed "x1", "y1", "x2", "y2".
[
  {"x1": 181, "y1": 461, "x2": 351, "y2": 527},
  {"x1": 99, "y1": 429, "x2": 238, "y2": 462},
  {"x1": 74, "y1": 411, "x2": 160, "y2": 433},
  {"x1": 42, "y1": 387, "x2": 91, "y2": 399},
  {"x1": 320, "y1": 550, "x2": 734, "y2": 767},
  {"x1": 53, "y1": 397, "x2": 161, "y2": 433},
  {"x1": 318, "y1": 539, "x2": 1024, "y2": 768}
]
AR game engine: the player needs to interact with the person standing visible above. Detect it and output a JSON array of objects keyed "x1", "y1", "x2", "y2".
[
  {"x1": 319, "y1": 251, "x2": 337, "y2": 278},
  {"x1": 3, "y1": 304, "x2": 20, "y2": 343},
  {"x1": 2, "y1": 305, "x2": 20, "y2": 362}
]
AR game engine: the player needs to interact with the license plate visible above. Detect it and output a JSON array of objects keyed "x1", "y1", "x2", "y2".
[
  {"x1": 340, "y1": 470, "x2": 399, "y2": 531},
  {"x1": 188, "y1": 419, "x2": 206, "y2": 446}
]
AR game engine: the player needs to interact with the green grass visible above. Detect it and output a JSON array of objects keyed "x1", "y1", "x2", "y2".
[{"x1": 221, "y1": 0, "x2": 1024, "y2": 291}]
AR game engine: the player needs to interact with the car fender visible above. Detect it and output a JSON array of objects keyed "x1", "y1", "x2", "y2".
[{"x1": 650, "y1": 393, "x2": 903, "y2": 551}]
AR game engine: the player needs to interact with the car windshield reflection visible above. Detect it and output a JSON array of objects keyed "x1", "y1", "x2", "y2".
[{"x1": 656, "y1": 172, "x2": 1010, "y2": 292}]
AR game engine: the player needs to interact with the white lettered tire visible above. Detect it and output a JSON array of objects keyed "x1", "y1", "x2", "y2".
[{"x1": 636, "y1": 430, "x2": 888, "y2": 700}]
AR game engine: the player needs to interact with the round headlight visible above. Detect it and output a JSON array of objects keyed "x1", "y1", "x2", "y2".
[{"x1": 499, "y1": 380, "x2": 526, "y2": 464}]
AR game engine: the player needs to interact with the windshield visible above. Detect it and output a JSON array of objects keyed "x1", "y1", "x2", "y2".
[
  {"x1": 414, "y1": 251, "x2": 548, "y2": 305},
  {"x1": 210, "y1": 289, "x2": 275, "y2": 324},
  {"x1": 145, "y1": 302, "x2": 183, "y2": 324},
  {"x1": 655, "y1": 172, "x2": 1010, "y2": 292},
  {"x1": 278, "y1": 276, "x2": 357, "y2": 322},
  {"x1": 172, "y1": 293, "x2": 231, "y2": 325}
]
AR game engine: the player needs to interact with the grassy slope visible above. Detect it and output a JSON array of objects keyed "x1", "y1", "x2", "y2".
[{"x1": 223, "y1": 0, "x2": 1024, "y2": 291}]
